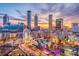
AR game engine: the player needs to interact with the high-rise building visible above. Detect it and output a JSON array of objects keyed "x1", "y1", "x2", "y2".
[
  {"x1": 56, "y1": 18, "x2": 63, "y2": 30},
  {"x1": 3, "y1": 14, "x2": 9, "y2": 25},
  {"x1": 49, "y1": 14, "x2": 53, "y2": 30},
  {"x1": 27, "y1": 10, "x2": 31, "y2": 30},
  {"x1": 48, "y1": 14, "x2": 53, "y2": 38},
  {"x1": 71, "y1": 23, "x2": 79, "y2": 33},
  {"x1": 34, "y1": 14, "x2": 38, "y2": 28}
]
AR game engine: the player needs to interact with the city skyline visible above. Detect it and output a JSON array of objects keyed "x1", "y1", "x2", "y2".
[
  {"x1": 0, "y1": 3, "x2": 79, "y2": 56},
  {"x1": 0, "y1": 3, "x2": 79, "y2": 28}
]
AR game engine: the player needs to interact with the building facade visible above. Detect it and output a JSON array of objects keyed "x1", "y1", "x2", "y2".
[{"x1": 27, "y1": 10, "x2": 31, "y2": 30}]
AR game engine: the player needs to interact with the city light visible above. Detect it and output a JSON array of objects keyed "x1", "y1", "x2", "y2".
[{"x1": 0, "y1": 3, "x2": 79, "y2": 56}]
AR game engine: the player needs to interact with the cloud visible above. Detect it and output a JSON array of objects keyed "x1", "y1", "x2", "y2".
[{"x1": 30, "y1": 3, "x2": 79, "y2": 18}]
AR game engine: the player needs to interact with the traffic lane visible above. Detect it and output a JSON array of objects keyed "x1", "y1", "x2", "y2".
[{"x1": 18, "y1": 44, "x2": 56, "y2": 56}]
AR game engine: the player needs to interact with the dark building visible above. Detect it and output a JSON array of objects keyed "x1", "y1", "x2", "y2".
[
  {"x1": 71, "y1": 23, "x2": 79, "y2": 32},
  {"x1": 1, "y1": 23, "x2": 23, "y2": 32},
  {"x1": 3, "y1": 14, "x2": 9, "y2": 25},
  {"x1": 0, "y1": 23, "x2": 24, "y2": 39},
  {"x1": 27, "y1": 10, "x2": 31, "y2": 30},
  {"x1": 71, "y1": 23, "x2": 79, "y2": 36},
  {"x1": 34, "y1": 14, "x2": 38, "y2": 28},
  {"x1": 56, "y1": 18, "x2": 63, "y2": 30}
]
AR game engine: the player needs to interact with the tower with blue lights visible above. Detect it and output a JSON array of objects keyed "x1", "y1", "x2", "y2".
[{"x1": 27, "y1": 10, "x2": 31, "y2": 30}]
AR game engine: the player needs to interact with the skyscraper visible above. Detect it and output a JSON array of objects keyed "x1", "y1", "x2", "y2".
[
  {"x1": 71, "y1": 23, "x2": 79, "y2": 33},
  {"x1": 3, "y1": 14, "x2": 9, "y2": 25},
  {"x1": 34, "y1": 14, "x2": 38, "y2": 28},
  {"x1": 48, "y1": 14, "x2": 53, "y2": 38},
  {"x1": 27, "y1": 10, "x2": 31, "y2": 30},
  {"x1": 49, "y1": 14, "x2": 53, "y2": 30},
  {"x1": 56, "y1": 18, "x2": 63, "y2": 30}
]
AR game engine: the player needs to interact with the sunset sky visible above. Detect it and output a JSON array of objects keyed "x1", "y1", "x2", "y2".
[{"x1": 0, "y1": 3, "x2": 79, "y2": 28}]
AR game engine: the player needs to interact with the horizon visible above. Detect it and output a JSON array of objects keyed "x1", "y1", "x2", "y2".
[{"x1": 0, "y1": 3, "x2": 79, "y2": 28}]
